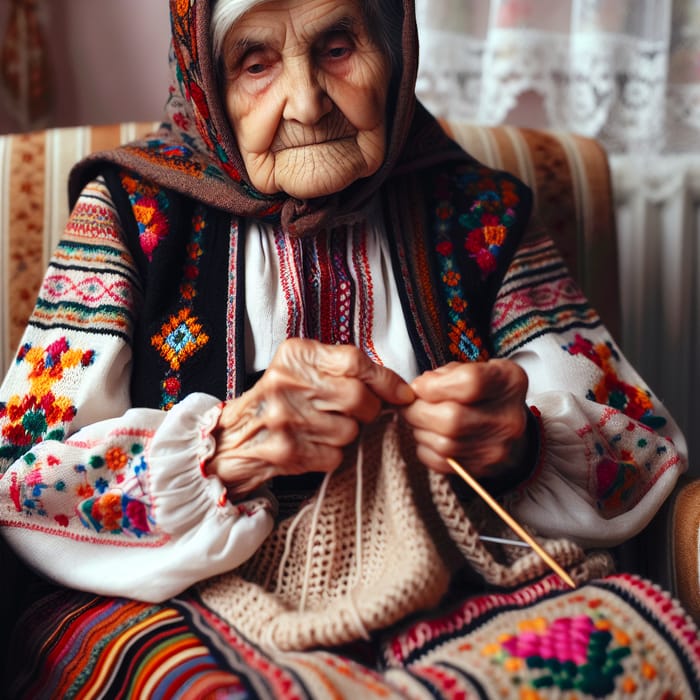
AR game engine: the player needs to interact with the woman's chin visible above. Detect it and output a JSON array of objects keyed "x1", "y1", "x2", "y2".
[
  {"x1": 283, "y1": 175, "x2": 359, "y2": 200},
  {"x1": 268, "y1": 143, "x2": 378, "y2": 200}
]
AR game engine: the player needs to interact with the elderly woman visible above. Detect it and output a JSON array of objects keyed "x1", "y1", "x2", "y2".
[{"x1": 1, "y1": 0, "x2": 697, "y2": 696}]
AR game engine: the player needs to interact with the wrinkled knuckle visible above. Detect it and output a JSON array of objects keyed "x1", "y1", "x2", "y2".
[
  {"x1": 441, "y1": 409, "x2": 464, "y2": 436},
  {"x1": 431, "y1": 433, "x2": 453, "y2": 457},
  {"x1": 272, "y1": 433, "x2": 297, "y2": 463},
  {"x1": 262, "y1": 396, "x2": 291, "y2": 430},
  {"x1": 263, "y1": 365, "x2": 287, "y2": 389},
  {"x1": 339, "y1": 344, "x2": 366, "y2": 373}
]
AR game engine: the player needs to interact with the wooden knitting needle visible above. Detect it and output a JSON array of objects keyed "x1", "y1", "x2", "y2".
[{"x1": 446, "y1": 457, "x2": 577, "y2": 589}]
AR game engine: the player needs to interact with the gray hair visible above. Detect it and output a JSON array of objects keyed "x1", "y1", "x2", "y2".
[
  {"x1": 211, "y1": 0, "x2": 263, "y2": 66},
  {"x1": 211, "y1": 0, "x2": 403, "y2": 73}
]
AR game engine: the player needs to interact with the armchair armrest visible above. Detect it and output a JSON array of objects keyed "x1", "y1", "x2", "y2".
[
  {"x1": 670, "y1": 477, "x2": 700, "y2": 622},
  {"x1": 615, "y1": 475, "x2": 700, "y2": 625}
]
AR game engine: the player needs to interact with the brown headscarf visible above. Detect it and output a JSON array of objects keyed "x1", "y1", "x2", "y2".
[{"x1": 69, "y1": 0, "x2": 468, "y2": 236}]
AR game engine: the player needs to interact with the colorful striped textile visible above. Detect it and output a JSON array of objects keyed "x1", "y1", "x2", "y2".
[{"x1": 4, "y1": 573, "x2": 699, "y2": 698}]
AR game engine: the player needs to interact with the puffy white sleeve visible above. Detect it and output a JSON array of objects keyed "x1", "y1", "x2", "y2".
[
  {"x1": 0, "y1": 179, "x2": 275, "y2": 601},
  {"x1": 491, "y1": 235, "x2": 687, "y2": 548}
]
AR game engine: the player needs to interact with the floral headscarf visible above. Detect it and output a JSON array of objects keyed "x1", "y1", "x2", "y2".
[{"x1": 70, "y1": 0, "x2": 467, "y2": 235}]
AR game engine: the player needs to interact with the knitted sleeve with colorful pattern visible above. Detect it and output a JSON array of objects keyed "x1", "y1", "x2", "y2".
[
  {"x1": 0, "y1": 178, "x2": 274, "y2": 601},
  {"x1": 490, "y1": 234, "x2": 687, "y2": 548}
]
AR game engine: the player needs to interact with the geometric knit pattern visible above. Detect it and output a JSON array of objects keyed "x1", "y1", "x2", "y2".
[
  {"x1": 491, "y1": 234, "x2": 601, "y2": 357},
  {"x1": 28, "y1": 178, "x2": 138, "y2": 343}
]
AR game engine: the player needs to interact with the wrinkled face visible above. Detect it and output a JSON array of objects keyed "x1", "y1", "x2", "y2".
[{"x1": 221, "y1": 0, "x2": 391, "y2": 199}]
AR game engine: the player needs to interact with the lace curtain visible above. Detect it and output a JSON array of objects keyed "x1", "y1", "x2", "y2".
[{"x1": 415, "y1": 0, "x2": 700, "y2": 154}]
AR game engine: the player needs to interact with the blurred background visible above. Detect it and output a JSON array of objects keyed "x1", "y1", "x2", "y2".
[{"x1": 0, "y1": 0, "x2": 170, "y2": 133}]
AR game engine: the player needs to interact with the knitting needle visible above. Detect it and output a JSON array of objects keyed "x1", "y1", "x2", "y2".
[
  {"x1": 446, "y1": 457, "x2": 577, "y2": 589},
  {"x1": 479, "y1": 535, "x2": 530, "y2": 548}
]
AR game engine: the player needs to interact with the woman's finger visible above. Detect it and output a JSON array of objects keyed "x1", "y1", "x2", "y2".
[
  {"x1": 284, "y1": 339, "x2": 414, "y2": 406},
  {"x1": 411, "y1": 359, "x2": 527, "y2": 404}
]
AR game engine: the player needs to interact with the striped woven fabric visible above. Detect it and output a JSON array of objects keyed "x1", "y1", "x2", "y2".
[
  {"x1": 0, "y1": 122, "x2": 158, "y2": 376},
  {"x1": 0, "y1": 121, "x2": 620, "y2": 376},
  {"x1": 4, "y1": 574, "x2": 699, "y2": 698}
]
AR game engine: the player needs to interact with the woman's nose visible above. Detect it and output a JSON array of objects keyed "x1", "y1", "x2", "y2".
[{"x1": 282, "y1": 60, "x2": 333, "y2": 124}]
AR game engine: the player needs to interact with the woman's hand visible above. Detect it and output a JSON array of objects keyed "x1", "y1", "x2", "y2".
[
  {"x1": 206, "y1": 338, "x2": 414, "y2": 498},
  {"x1": 400, "y1": 359, "x2": 530, "y2": 479}
]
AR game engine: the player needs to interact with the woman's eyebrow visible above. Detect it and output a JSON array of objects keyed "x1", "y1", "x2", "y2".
[
  {"x1": 228, "y1": 36, "x2": 265, "y2": 60},
  {"x1": 315, "y1": 15, "x2": 357, "y2": 37}
]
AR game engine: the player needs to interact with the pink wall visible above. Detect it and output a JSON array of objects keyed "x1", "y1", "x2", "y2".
[{"x1": 0, "y1": 0, "x2": 171, "y2": 134}]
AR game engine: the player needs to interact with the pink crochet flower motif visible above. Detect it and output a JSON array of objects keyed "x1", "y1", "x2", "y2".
[{"x1": 497, "y1": 614, "x2": 632, "y2": 695}]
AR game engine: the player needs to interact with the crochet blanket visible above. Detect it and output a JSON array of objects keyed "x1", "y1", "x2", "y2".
[{"x1": 4, "y1": 574, "x2": 699, "y2": 698}]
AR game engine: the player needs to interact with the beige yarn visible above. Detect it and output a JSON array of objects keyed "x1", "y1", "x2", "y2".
[{"x1": 197, "y1": 414, "x2": 613, "y2": 651}]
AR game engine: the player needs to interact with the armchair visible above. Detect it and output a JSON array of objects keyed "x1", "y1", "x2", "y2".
[{"x1": 0, "y1": 121, "x2": 697, "y2": 630}]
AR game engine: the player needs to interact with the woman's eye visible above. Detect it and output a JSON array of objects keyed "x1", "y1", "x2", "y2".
[
  {"x1": 327, "y1": 46, "x2": 351, "y2": 59},
  {"x1": 320, "y1": 32, "x2": 354, "y2": 61},
  {"x1": 240, "y1": 49, "x2": 272, "y2": 77}
]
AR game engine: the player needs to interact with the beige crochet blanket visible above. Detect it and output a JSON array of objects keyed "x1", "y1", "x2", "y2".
[{"x1": 198, "y1": 414, "x2": 613, "y2": 651}]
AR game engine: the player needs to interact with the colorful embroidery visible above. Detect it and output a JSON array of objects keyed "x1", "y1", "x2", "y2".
[
  {"x1": 27, "y1": 181, "x2": 138, "y2": 341},
  {"x1": 351, "y1": 224, "x2": 381, "y2": 363},
  {"x1": 485, "y1": 612, "x2": 644, "y2": 696},
  {"x1": 124, "y1": 141, "x2": 221, "y2": 182},
  {"x1": 432, "y1": 170, "x2": 499, "y2": 362},
  {"x1": 305, "y1": 229, "x2": 355, "y2": 345},
  {"x1": 0, "y1": 338, "x2": 94, "y2": 465},
  {"x1": 456, "y1": 170, "x2": 517, "y2": 276},
  {"x1": 151, "y1": 307, "x2": 210, "y2": 372},
  {"x1": 121, "y1": 172, "x2": 172, "y2": 260},
  {"x1": 273, "y1": 225, "x2": 380, "y2": 361},
  {"x1": 146, "y1": 204, "x2": 210, "y2": 409},
  {"x1": 6, "y1": 428, "x2": 157, "y2": 541},
  {"x1": 79, "y1": 487, "x2": 152, "y2": 537},
  {"x1": 575, "y1": 405, "x2": 679, "y2": 518},
  {"x1": 65, "y1": 185, "x2": 127, "y2": 242},
  {"x1": 384, "y1": 576, "x2": 698, "y2": 699},
  {"x1": 6, "y1": 575, "x2": 699, "y2": 698},
  {"x1": 593, "y1": 451, "x2": 646, "y2": 514},
  {"x1": 564, "y1": 333, "x2": 667, "y2": 429}
]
